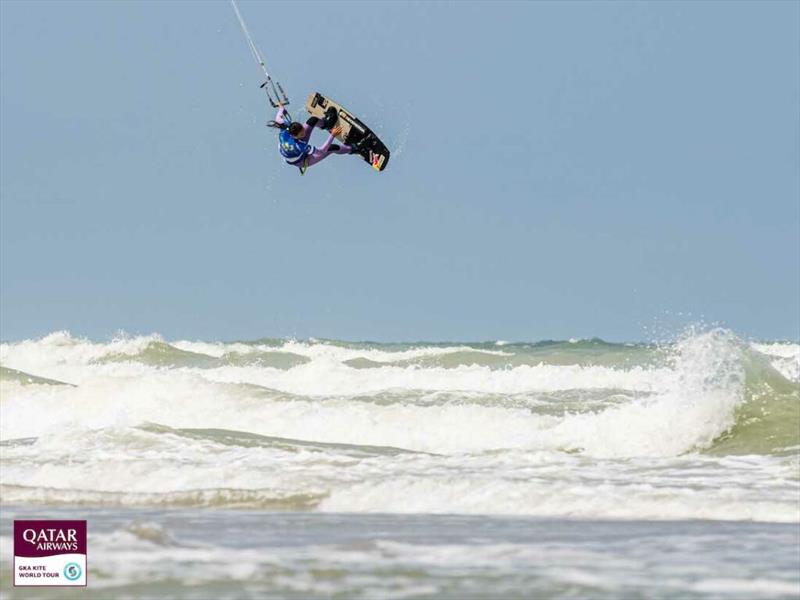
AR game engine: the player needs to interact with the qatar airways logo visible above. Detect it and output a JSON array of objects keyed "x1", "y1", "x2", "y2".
[
  {"x1": 14, "y1": 520, "x2": 87, "y2": 587},
  {"x1": 21, "y1": 528, "x2": 80, "y2": 552}
]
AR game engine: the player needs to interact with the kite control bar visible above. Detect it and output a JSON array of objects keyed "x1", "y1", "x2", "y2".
[
  {"x1": 231, "y1": 0, "x2": 291, "y2": 108},
  {"x1": 261, "y1": 77, "x2": 290, "y2": 108}
]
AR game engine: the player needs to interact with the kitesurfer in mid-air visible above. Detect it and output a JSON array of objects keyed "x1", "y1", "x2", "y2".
[{"x1": 269, "y1": 103, "x2": 363, "y2": 174}]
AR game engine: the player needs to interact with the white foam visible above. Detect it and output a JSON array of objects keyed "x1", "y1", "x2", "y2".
[
  {"x1": 0, "y1": 331, "x2": 161, "y2": 373},
  {"x1": 0, "y1": 330, "x2": 745, "y2": 458},
  {"x1": 751, "y1": 341, "x2": 800, "y2": 381},
  {"x1": 2, "y1": 428, "x2": 797, "y2": 521},
  {"x1": 1, "y1": 328, "x2": 793, "y2": 522},
  {"x1": 319, "y1": 463, "x2": 799, "y2": 522}
]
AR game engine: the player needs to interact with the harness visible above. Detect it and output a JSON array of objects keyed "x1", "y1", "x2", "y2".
[
  {"x1": 267, "y1": 115, "x2": 313, "y2": 175},
  {"x1": 278, "y1": 129, "x2": 313, "y2": 174}
]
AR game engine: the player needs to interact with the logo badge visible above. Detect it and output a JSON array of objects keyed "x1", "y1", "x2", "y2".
[{"x1": 14, "y1": 520, "x2": 87, "y2": 587}]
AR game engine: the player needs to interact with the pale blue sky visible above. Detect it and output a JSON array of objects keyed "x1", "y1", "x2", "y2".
[{"x1": 1, "y1": 1, "x2": 798, "y2": 342}]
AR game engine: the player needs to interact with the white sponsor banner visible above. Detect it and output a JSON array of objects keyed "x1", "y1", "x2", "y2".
[{"x1": 14, "y1": 553, "x2": 86, "y2": 586}]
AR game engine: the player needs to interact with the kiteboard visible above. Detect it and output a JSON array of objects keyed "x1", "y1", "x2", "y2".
[{"x1": 305, "y1": 92, "x2": 390, "y2": 172}]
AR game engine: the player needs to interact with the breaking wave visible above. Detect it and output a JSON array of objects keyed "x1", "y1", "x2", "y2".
[{"x1": 1, "y1": 328, "x2": 797, "y2": 519}]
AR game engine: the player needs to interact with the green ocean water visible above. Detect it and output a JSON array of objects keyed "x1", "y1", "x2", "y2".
[{"x1": 0, "y1": 329, "x2": 798, "y2": 598}]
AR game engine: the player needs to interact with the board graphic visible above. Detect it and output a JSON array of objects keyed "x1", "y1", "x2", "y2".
[{"x1": 305, "y1": 92, "x2": 390, "y2": 172}]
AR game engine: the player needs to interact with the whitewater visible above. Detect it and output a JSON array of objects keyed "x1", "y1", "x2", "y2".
[{"x1": 1, "y1": 328, "x2": 798, "y2": 598}]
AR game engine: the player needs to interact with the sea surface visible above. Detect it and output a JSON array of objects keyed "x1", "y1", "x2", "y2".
[{"x1": 0, "y1": 329, "x2": 798, "y2": 598}]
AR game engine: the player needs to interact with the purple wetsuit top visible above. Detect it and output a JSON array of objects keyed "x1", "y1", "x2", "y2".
[{"x1": 275, "y1": 106, "x2": 351, "y2": 170}]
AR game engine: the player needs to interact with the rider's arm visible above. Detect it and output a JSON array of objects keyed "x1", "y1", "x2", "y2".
[
  {"x1": 318, "y1": 131, "x2": 335, "y2": 154},
  {"x1": 275, "y1": 105, "x2": 287, "y2": 125}
]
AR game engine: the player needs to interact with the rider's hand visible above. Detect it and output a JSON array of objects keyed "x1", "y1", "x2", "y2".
[{"x1": 331, "y1": 126, "x2": 343, "y2": 137}]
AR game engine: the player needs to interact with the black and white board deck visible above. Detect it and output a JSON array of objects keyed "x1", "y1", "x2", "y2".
[{"x1": 305, "y1": 92, "x2": 390, "y2": 172}]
